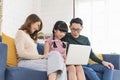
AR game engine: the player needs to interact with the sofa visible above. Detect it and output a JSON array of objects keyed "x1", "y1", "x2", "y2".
[
  {"x1": 0, "y1": 42, "x2": 120, "y2": 80},
  {"x1": 103, "y1": 54, "x2": 120, "y2": 80},
  {"x1": 0, "y1": 42, "x2": 48, "y2": 80},
  {"x1": 0, "y1": 36, "x2": 1, "y2": 42}
]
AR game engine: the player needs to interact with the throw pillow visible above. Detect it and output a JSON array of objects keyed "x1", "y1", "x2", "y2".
[
  {"x1": 88, "y1": 54, "x2": 103, "y2": 64},
  {"x1": 2, "y1": 33, "x2": 18, "y2": 66}
]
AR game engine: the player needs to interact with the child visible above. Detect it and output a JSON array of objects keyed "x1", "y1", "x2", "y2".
[
  {"x1": 44, "y1": 21, "x2": 68, "y2": 61},
  {"x1": 44, "y1": 21, "x2": 68, "y2": 80}
]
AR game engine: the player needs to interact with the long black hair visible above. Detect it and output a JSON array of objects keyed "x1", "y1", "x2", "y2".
[{"x1": 52, "y1": 21, "x2": 68, "y2": 48}]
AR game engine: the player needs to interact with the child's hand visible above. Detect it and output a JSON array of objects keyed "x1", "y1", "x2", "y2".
[
  {"x1": 63, "y1": 56, "x2": 67, "y2": 63},
  {"x1": 64, "y1": 59, "x2": 66, "y2": 63}
]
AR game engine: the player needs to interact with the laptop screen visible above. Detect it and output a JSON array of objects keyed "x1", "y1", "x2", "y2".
[{"x1": 66, "y1": 44, "x2": 91, "y2": 65}]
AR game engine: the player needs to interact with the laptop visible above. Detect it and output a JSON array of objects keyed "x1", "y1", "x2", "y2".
[{"x1": 66, "y1": 44, "x2": 91, "y2": 65}]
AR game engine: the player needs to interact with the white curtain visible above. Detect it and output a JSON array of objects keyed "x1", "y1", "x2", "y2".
[{"x1": 75, "y1": 0, "x2": 120, "y2": 54}]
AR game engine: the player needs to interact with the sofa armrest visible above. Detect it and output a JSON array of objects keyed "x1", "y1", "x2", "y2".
[
  {"x1": 0, "y1": 36, "x2": 2, "y2": 42},
  {"x1": 0, "y1": 42, "x2": 8, "y2": 80},
  {"x1": 102, "y1": 54, "x2": 120, "y2": 70},
  {"x1": 6, "y1": 67, "x2": 47, "y2": 80},
  {"x1": 0, "y1": 42, "x2": 7, "y2": 68}
]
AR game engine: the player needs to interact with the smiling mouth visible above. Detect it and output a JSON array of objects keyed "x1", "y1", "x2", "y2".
[
  {"x1": 73, "y1": 35, "x2": 78, "y2": 38},
  {"x1": 74, "y1": 35, "x2": 77, "y2": 36}
]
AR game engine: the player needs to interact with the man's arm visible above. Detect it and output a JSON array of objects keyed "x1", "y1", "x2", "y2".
[
  {"x1": 87, "y1": 38, "x2": 114, "y2": 70},
  {"x1": 86, "y1": 37, "x2": 103, "y2": 64},
  {"x1": 89, "y1": 50, "x2": 103, "y2": 64}
]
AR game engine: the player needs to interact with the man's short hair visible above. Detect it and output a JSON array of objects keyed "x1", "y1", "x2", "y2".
[{"x1": 70, "y1": 18, "x2": 83, "y2": 26}]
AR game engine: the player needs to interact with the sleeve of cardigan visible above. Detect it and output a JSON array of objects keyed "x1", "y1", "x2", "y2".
[{"x1": 15, "y1": 30, "x2": 41, "y2": 60}]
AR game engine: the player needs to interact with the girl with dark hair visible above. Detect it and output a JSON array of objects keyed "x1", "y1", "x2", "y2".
[
  {"x1": 15, "y1": 14, "x2": 68, "y2": 80},
  {"x1": 52, "y1": 20, "x2": 68, "y2": 49},
  {"x1": 44, "y1": 21, "x2": 68, "y2": 80}
]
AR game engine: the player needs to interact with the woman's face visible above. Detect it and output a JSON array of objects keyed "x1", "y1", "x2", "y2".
[
  {"x1": 30, "y1": 21, "x2": 41, "y2": 34},
  {"x1": 54, "y1": 30, "x2": 66, "y2": 40}
]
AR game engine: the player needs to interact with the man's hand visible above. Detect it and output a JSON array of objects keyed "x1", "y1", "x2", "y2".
[{"x1": 102, "y1": 61, "x2": 114, "y2": 70}]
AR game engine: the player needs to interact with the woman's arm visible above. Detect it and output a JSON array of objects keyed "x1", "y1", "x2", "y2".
[
  {"x1": 15, "y1": 30, "x2": 42, "y2": 59},
  {"x1": 44, "y1": 41, "x2": 50, "y2": 55}
]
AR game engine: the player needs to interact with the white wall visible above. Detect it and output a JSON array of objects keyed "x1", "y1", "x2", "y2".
[
  {"x1": 2, "y1": 0, "x2": 41, "y2": 37},
  {"x1": 1, "y1": 0, "x2": 73, "y2": 37},
  {"x1": 40, "y1": 0, "x2": 73, "y2": 34},
  {"x1": 32, "y1": 0, "x2": 42, "y2": 16}
]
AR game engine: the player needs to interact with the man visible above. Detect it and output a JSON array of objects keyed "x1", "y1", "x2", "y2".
[{"x1": 62, "y1": 18, "x2": 114, "y2": 80}]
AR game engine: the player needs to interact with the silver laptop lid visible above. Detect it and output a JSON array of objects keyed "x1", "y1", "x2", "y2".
[{"x1": 66, "y1": 44, "x2": 91, "y2": 65}]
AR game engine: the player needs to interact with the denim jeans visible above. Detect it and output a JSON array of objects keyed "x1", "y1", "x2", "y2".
[{"x1": 83, "y1": 64, "x2": 113, "y2": 80}]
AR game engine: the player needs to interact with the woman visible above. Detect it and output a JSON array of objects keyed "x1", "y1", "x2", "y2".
[{"x1": 15, "y1": 14, "x2": 67, "y2": 80}]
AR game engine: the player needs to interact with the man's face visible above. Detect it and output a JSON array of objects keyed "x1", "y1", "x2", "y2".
[{"x1": 70, "y1": 23, "x2": 82, "y2": 38}]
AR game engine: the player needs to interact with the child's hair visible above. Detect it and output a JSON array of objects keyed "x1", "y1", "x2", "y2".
[{"x1": 52, "y1": 21, "x2": 68, "y2": 48}]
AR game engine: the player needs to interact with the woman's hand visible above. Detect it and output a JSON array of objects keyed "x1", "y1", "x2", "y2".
[
  {"x1": 102, "y1": 61, "x2": 114, "y2": 70},
  {"x1": 39, "y1": 54, "x2": 47, "y2": 59}
]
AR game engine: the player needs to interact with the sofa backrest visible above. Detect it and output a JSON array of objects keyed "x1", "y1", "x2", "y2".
[
  {"x1": 37, "y1": 43, "x2": 44, "y2": 55},
  {"x1": 103, "y1": 54, "x2": 120, "y2": 70}
]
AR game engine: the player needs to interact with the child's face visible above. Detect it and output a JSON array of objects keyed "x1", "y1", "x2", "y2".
[{"x1": 54, "y1": 30, "x2": 66, "y2": 39}]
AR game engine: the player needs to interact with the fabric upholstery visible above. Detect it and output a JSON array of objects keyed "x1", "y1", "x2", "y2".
[
  {"x1": 2, "y1": 33, "x2": 18, "y2": 66},
  {"x1": 0, "y1": 36, "x2": 2, "y2": 42},
  {"x1": 37, "y1": 43, "x2": 44, "y2": 55},
  {"x1": 0, "y1": 43, "x2": 7, "y2": 80},
  {"x1": 5, "y1": 67, "x2": 48, "y2": 80},
  {"x1": 103, "y1": 54, "x2": 120, "y2": 70},
  {"x1": 113, "y1": 70, "x2": 120, "y2": 80},
  {"x1": 103, "y1": 54, "x2": 120, "y2": 80}
]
